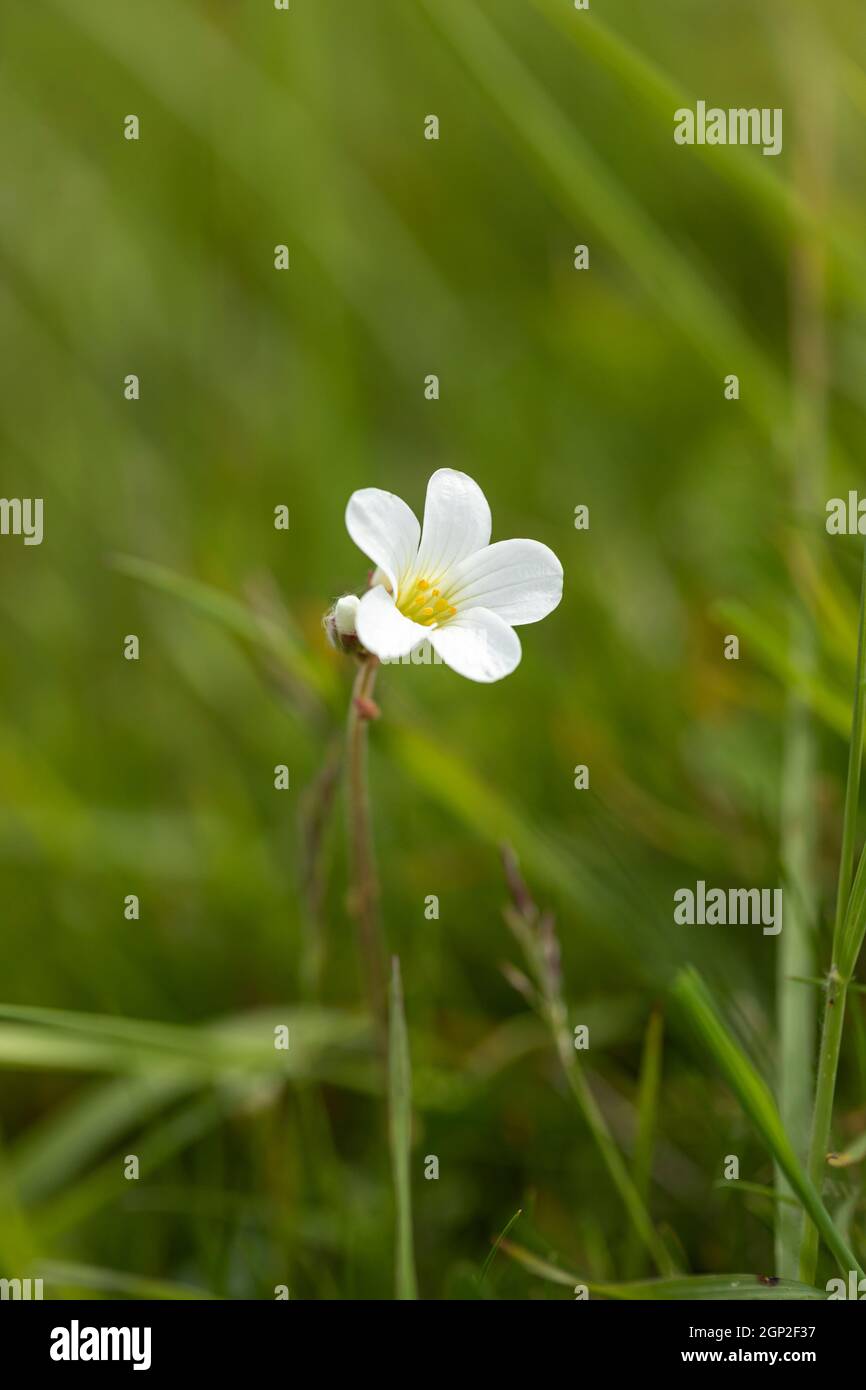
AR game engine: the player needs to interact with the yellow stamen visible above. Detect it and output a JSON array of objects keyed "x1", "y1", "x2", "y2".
[{"x1": 396, "y1": 575, "x2": 459, "y2": 626}]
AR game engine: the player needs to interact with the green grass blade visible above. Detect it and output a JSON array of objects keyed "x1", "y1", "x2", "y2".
[
  {"x1": 37, "y1": 1260, "x2": 218, "y2": 1300},
  {"x1": 528, "y1": 0, "x2": 866, "y2": 299},
  {"x1": 712, "y1": 599, "x2": 851, "y2": 735},
  {"x1": 33, "y1": 1095, "x2": 237, "y2": 1243},
  {"x1": 0, "y1": 1003, "x2": 372, "y2": 1081},
  {"x1": 801, "y1": 543, "x2": 866, "y2": 1282},
  {"x1": 479, "y1": 1207, "x2": 523, "y2": 1287},
  {"x1": 624, "y1": 1006, "x2": 664, "y2": 1278},
  {"x1": 714, "y1": 1179, "x2": 798, "y2": 1207},
  {"x1": 502, "y1": 1241, "x2": 826, "y2": 1300},
  {"x1": 419, "y1": 0, "x2": 788, "y2": 439},
  {"x1": 391, "y1": 724, "x2": 717, "y2": 985},
  {"x1": 10, "y1": 1073, "x2": 194, "y2": 1204},
  {"x1": 673, "y1": 967, "x2": 863, "y2": 1279},
  {"x1": 0, "y1": 1132, "x2": 39, "y2": 1280},
  {"x1": 839, "y1": 826, "x2": 866, "y2": 977},
  {"x1": 113, "y1": 554, "x2": 336, "y2": 706},
  {"x1": 388, "y1": 957, "x2": 418, "y2": 1300}
]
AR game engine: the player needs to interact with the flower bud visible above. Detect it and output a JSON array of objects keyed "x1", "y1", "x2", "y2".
[
  {"x1": 335, "y1": 593, "x2": 360, "y2": 636},
  {"x1": 324, "y1": 593, "x2": 362, "y2": 653}
]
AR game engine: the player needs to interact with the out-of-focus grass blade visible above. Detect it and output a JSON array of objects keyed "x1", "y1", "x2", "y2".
[
  {"x1": 37, "y1": 1260, "x2": 218, "y2": 1300},
  {"x1": 390, "y1": 724, "x2": 737, "y2": 987},
  {"x1": 713, "y1": 1179, "x2": 798, "y2": 1206},
  {"x1": 502, "y1": 1241, "x2": 826, "y2": 1299},
  {"x1": 500, "y1": 1239, "x2": 573, "y2": 1287},
  {"x1": 0, "y1": 1132, "x2": 39, "y2": 1278},
  {"x1": 838, "y1": 832, "x2": 866, "y2": 975},
  {"x1": 713, "y1": 599, "x2": 851, "y2": 735},
  {"x1": 419, "y1": 0, "x2": 788, "y2": 439},
  {"x1": 786, "y1": 533, "x2": 860, "y2": 663},
  {"x1": 624, "y1": 1006, "x2": 664, "y2": 1279},
  {"x1": 0, "y1": 1026, "x2": 132, "y2": 1074},
  {"x1": 50, "y1": 0, "x2": 467, "y2": 372},
  {"x1": 33, "y1": 1094, "x2": 238, "y2": 1241},
  {"x1": 10, "y1": 1074, "x2": 195, "y2": 1205},
  {"x1": 833, "y1": 1191, "x2": 859, "y2": 1250},
  {"x1": 529, "y1": 0, "x2": 866, "y2": 300},
  {"x1": 113, "y1": 554, "x2": 337, "y2": 706},
  {"x1": 672, "y1": 967, "x2": 864, "y2": 1278},
  {"x1": 479, "y1": 1207, "x2": 522, "y2": 1287},
  {"x1": 0, "y1": 1003, "x2": 372, "y2": 1080},
  {"x1": 388, "y1": 957, "x2": 418, "y2": 1300}
]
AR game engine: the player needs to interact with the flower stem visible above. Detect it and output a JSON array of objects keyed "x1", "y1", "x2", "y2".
[
  {"x1": 799, "y1": 541, "x2": 866, "y2": 1283},
  {"x1": 346, "y1": 655, "x2": 386, "y2": 1033}
]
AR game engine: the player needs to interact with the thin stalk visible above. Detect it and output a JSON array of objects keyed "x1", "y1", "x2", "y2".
[
  {"x1": 834, "y1": 550, "x2": 866, "y2": 952},
  {"x1": 346, "y1": 656, "x2": 386, "y2": 1032},
  {"x1": 479, "y1": 1208, "x2": 523, "y2": 1287},
  {"x1": 800, "y1": 542, "x2": 866, "y2": 1282}
]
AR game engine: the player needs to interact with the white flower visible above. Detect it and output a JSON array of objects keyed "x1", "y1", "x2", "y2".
[{"x1": 345, "y1": 469, "x2": 563, "y2": 682}]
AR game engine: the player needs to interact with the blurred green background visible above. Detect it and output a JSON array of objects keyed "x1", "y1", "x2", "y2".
[{"x1": 1, "y1": 0, "x2": 866, "y2": 1299}]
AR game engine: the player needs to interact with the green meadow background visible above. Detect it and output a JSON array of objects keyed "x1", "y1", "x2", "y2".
[{"x1": 1, "y1": 0, "x2": 866, "y2": 1299}]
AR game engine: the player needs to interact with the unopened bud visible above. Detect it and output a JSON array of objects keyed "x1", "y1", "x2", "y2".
[
  {"x1": 324, "y1": 594, "x2": 362, "y2": 652},
  {"x1": 335, "y1": 594, "x2": 360, "y2": 635}
]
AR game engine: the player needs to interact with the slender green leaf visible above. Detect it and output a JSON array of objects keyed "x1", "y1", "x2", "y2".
[
  {"x1": 38, "y1": 1259, "x2": 218, "y2": 1300},
  {"x1": 113, "y1": 554, "x2": 336, "y2": 704},
  {"x1": 503, "y1": 1241, "x2": 825, "y2": 1298},
  {"x1": 479, "y1": 1208, "x2": 522, "y2": 1286},
  {"x1": 419, "y1": 0, "x2": 789, "y2": 440},
  {"x1": 673, "y1": 967, "x2": 863, "y2": 1278},
  {"x1": 624, "y1": 1007, "x2": 664, "y2": 1278}
]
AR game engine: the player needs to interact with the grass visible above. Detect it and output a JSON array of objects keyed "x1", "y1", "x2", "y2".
[{"x1": 1, "y1": 0, "x2": 865, "y2": 1298}]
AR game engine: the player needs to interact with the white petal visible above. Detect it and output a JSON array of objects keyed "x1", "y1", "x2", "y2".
[
  {"x1": 355, "y1": 585, "x2": 427, "y2": 660},
  {"x1": 415, "y1": 469, "x2": 492, "y2": 579},
  {"x1": 428, "y1": 607, "x2": 521, "y2": 683},
  {"x1": 446, "y1": 538, "x2": 563, "y2": 625},
  {"x1": 345, "y1": 488, "x2": 420, "y2": 595}
]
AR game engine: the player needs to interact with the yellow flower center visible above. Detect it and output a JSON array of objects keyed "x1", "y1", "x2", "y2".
[{"x1": 396, "y1": 576, "x2": 458, "y2": 627}]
